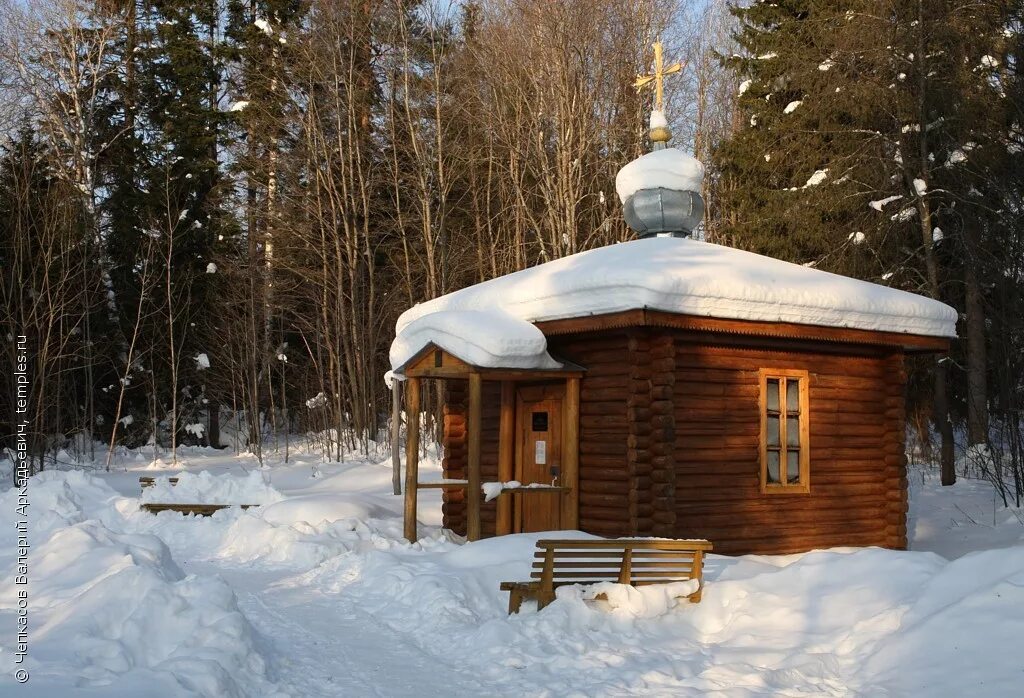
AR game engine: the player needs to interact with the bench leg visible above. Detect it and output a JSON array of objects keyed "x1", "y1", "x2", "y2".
[
  {"x1": 536, "y1": 587, "x2": 557, "y2": 611},
  {"x1": 508, "y1": 587, "x2": 526, "y2": 614}
]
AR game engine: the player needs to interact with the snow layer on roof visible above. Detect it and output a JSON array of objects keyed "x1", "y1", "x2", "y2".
[
  {"x1": 615, "y1": 148, "x2": 704, "y2": 203},
  {"x1": 390, "y1": 309, "x2": 562, "y2": 371},
  {"x1": 391, "y1": 237, "x2": 956, "y2": 371}
]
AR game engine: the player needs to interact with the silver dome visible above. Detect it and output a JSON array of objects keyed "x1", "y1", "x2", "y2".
[{"x1": 623, "y1": 187, "x2": 704, "y2": 238}]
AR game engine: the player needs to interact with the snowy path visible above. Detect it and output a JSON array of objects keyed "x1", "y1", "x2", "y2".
[{"x1": 189, "y1": 564, "x2": 488, "y2": 698}]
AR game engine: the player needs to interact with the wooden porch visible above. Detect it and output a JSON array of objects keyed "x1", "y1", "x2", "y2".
[{"x1": 399, "y1": 345, "x2": 584, "y2": 542}]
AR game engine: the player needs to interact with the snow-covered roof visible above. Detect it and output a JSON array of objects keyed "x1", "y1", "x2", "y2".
[
  {"x1": 391, "y1": 237, "x2": 957, "y2": 372},
  {"x1": 390, "y1": 310, "x2": 562, "y2": 372}
]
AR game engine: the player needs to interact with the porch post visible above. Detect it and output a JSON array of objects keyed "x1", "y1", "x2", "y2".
[
  {"x1": 562, "y1": 376, "x2": 580, "y2": 529},
  {"x1": 403, "y1": 377, "x2": 421, "y2": 543},
  {"x1": 496, "y1": 381, "x2": 515, "y2": 535},
  {"x1": 467, "y1": 372, "x2": 483, "y2": 541}
]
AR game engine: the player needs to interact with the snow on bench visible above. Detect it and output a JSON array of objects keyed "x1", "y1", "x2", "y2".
[{"x1": 140, "y1": 476, "x2": 257, "y2": 516}]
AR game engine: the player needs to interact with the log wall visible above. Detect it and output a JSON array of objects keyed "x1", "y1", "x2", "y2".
[
  {"x1": 553, "y1": 332, "x2": 635, "y2": 536},
  {"x1": 439, "y1": 326, "x2": 909, "y2": 555},
  {"x1": 667, "y1": 332, "x2": 907, "y2": 555}
]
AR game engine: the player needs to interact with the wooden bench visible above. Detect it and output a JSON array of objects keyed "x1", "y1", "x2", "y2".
[
  {"x1": 140, "y1": 503, "x2": 256, "y2": 516},
  {"x1": 139, "y1": 476, "x2": 179, "y2": 489},
  {"x1": 500, "y1": 538, "x2": 713, "y2": 614},
  {"x1": 139, "y1": 478, "x2": 257, "y2": 517}
]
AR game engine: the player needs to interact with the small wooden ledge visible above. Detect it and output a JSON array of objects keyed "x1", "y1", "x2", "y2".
[
  {"x1": 416, "y1": 480, "x2": 470, "y2": 489},
  {"x1": 495, "y1": 485, "x2": 570, "y2": 495}
]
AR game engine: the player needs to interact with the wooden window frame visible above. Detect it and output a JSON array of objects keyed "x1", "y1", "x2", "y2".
[{"x1": 758, "y1": 368, "x2": 811, "y2": 494}]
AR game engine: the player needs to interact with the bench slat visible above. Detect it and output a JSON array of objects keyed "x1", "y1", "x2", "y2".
[
  {"x1": 531, "y1": 561, "x2": 694, "y2": 570},
  {"x1": 536, "y1": 539, "x2": 713, "y2": 550},
  {"x1": 533, "y1": 550, "x2": 696, "y2": 559},
  {"x1": 550, "y1": 579, "x2": 694, "y2": 588},
  {"x1": 533, "y1": 570, "x2": 700, "y2": 579}
]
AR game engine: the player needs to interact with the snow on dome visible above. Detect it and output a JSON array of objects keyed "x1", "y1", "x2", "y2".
[
  {"x1": 615, "y1": 148, "x2": 704, "y2": 204},
  {"x1": 649, "y1": 109, "x2": 668, "y2": 129},
  {"x1": 390, "y1": 309, "x2": 561, "y2": 371},
  {"x1": 391, "y1": 237, "x2": 956, "y2": 371}
]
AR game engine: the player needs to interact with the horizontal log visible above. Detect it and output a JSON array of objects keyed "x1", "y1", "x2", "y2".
[
  {"x1": 580, "y1": 429, "x2": 633, "y2": 444},
  {"x1": 579, "y1": 441, "x2": 628, "y2": 456},
  {"x1": 646, "y1": 385, "x2": 672, "y2": 401},
  {"x1": 675, "y1": 477, "x2": 888, "y2": 497},
  {"x1": 581, "y1": 415, "x2": 628, "y2": 429},
  {"x1": 581, "y1": 401, "x2": 628, "y2": 417},
  {"x1": 578, "y1": 375, "x2": 631, "y2": 390},
  {"x1": 580, "y1": 520, "x2": 631, "y2": 536},
  {"x1": 580, "y1": 467, "x2": 631, "y2": 483},
  {"x1": 649, "y1": 343, "x2": 675, "y2": 359},
  {"x1": 580, "y1": 455, "x2": 631, "y2": 469},
  {"x1": 815, "y1": 374, "x2": 894, "y2": 390},
  {"x1": 681, "y1": 519, "x2": 887, "y2": 542},
  {"x1": 578, "y1": 364, "x2": 633, "y2": 378},
  {"x1": 811, "y1": 386, "x2": 890, "y2": 403},
  {"x1": 675, "y1": 405, "x2": 759, "y2": 419},
  {"x1": 674, "y1": 349, "x2": 880, "y2": 370},
  {"x1": 650, "y1": 400, "x2": 674, "y2": 416},
  {"x1": 707, "y1": 531, "x2": 891, "y2": 555},
  {"x1": 573, "y1": 348, "x2": 631, "y2": 364},
  {"x1": 650, "y1": 357, "x2": 675, "y2": 373},
  {"x1": 581, "y1": 388, "x2": 631, "y2": 402},
  {"x1": 579, "y1": 505, "x2": 632, "y2": 522},
  {"x1": 675, "y1": 382, "x2": 760, "y2": 398},
  {"x1": 651, "y1": 373, "x2": 677, "y2": 388},
  {"x1": 579, "y1": 479, "x2": 633, "y2": 495},
  {"x1": 579, "y1": 492, "x2": 630, "y2": 507},
  {"x1": 651, "y1": 510, "x2": 677, "y2": 524},
  {"x1": 677, "y1": 493, "x2": 892, "y2": 514},
  {"x1": 675, "y1": 435, "x2": 758, "y2": 450}
]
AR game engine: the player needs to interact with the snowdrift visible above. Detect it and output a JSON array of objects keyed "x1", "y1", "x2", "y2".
[
  {"x1": 0, "y1": 473, "x2": 277, "y2": 697},
  {"x1": 3, "y1": 465, "x2": 1023, "y2": 696}
]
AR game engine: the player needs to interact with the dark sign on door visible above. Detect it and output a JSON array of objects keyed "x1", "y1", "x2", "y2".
[{"x1": 532, "y1": 411, "x2": 548, "y2": 432}]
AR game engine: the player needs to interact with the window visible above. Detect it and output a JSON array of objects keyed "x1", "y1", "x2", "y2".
[{"x1": 759, "y1": 369, "x2": 810, "y2": 493}]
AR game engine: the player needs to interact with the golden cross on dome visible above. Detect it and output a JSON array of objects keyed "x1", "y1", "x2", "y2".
[{"x1": 634, "y1": 41, "x2": 684, "y2": 112}]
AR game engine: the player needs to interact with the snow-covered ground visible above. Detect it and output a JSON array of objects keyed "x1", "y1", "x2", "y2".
[{"x1": 2, "y1": 445, "x2": 1023, "y2": 697}]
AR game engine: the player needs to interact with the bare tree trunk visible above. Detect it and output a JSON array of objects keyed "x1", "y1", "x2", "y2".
[
  {"x1": 963, "y1": 240, "x2": 989, "y2": 446},
  {"x1": 391, "y1": 381, "x2": 402, "y2": 495}
]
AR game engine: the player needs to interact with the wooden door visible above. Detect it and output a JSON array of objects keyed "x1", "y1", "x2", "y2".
[{"x1": 515, "y1": 384, "x2": 564, "y2": 532}]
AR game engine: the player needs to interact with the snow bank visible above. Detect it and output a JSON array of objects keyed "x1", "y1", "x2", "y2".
[
  {"x1": 392, "y1": 237, "x2": 957, "y2": 370},
  {"x1": 260, "y1": 493, "x2": 394, "y2": 527},
  {"x1": 140, "y1": 470, "x2": 285, "y2": 505},
  {"x1": 302, "y1": 531, "x2": 1024, "y2": 695},
  {"x1": 389, "y1": 308, "x2": 562, "y2": 371},
  {"x1": 0, "y1": 472, "x2": 274, "y2": 696},
  {"x1": 0, "y1": 469, "x2": 119, "y2": 541},
  {"x1": 615, "y1": 147, "x2": 704, "y2": 202}
]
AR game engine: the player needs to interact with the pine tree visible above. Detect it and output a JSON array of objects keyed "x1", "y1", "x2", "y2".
[
  {"x1": 715, "y1": 0, "x2": 886, "y2": 277},
  {"x1": 716, "y1": 0, "x2": 1024, "y2": 484}
]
